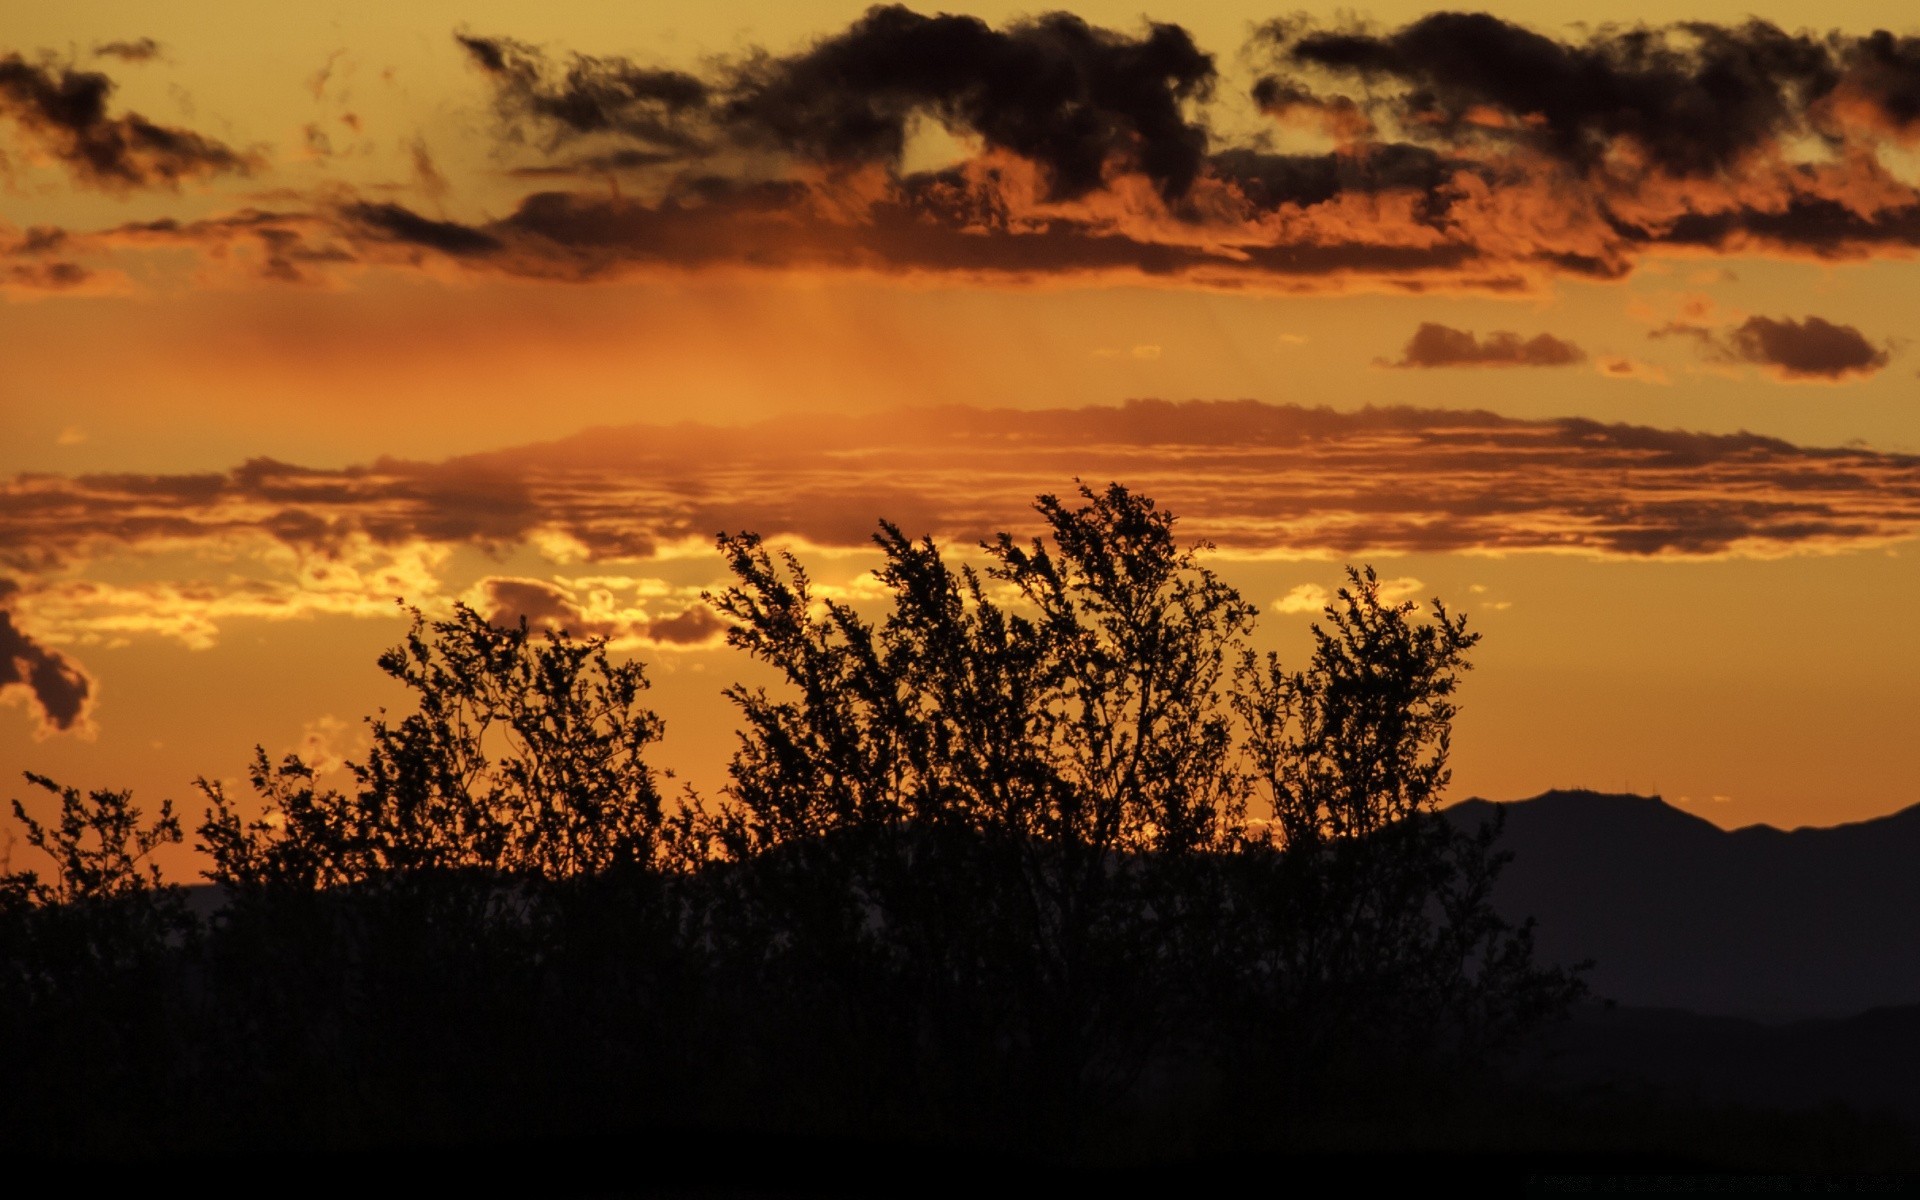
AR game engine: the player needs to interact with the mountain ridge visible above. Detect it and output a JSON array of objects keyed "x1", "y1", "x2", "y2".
[{"x1": 1446, "y1": 789, "x2": 1920, "y2": 1019}]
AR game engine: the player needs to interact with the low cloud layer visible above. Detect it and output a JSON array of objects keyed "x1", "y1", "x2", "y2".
[
  {"x1": 1383, "y1": 323, "x2": 1586, "y2": 368},
  {"x1": 6, "y1": 400, "x2": 1917, "y2": 573},
  {"x1": 7, "y1": 399, "x2": 1919, "y2": 735}
]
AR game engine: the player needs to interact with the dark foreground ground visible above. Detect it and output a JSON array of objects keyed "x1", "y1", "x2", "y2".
[
  {"x1": 24, "y1": 1120, "x2": 1920, "y2": 1197},
  {"x1": 23, "y1": 1004, "x2": 1920, "y2": 1197}
]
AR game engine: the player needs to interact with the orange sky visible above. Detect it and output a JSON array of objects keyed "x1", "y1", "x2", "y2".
[{"x1": 5, "y1": 2, "x2": 1920, "y2": 866}]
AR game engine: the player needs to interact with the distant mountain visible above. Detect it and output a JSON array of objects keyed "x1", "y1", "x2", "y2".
[{"x1": 1448, "y1": 790, "x2": 1920, "y2": 1019}]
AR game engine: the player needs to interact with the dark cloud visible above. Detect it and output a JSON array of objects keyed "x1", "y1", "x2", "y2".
[
  {"x1": 344, "y1": 201, "x2": 501, "y2": 258},
  {"x1": 1728, "y1": 315, "x2": 1891, "y2": 379},
  {"x1": 1383, "y1": 323, "x2": 1587, "y2": 368},
  {"x1": 1270, "y1": 15, "x2": 1839, "y2": 178},
  {"x1": 502, "y1": 148, "x2": 681, "y2": 179},
  {"x1": 326, "y1": 15, "x2": 1920, "y2": 289},
  {"x1": 2, "y1": 260, "x2": 93, "y2": 291},
  {"x1": 1209, "y1": 142, "x2": 1466, "y2": 208},
  {"x1": 0, "y1": 580, "x2": 93, "y2": 736},
  {"x1": 721, "y1": 7, "x2": 1214, "y2": 201},
  {"x1": 91, "y1": 39, "x2": 163, "y2": 65},
  {"x1": 474, "y1": 576, "x2": 608, "y2": 634},
  {"x1": 0, "y1": 53, "x2": 256, "y2": 192},
  {"x1": 1609, "y1": 188, "x2": 1920, "y2": 261},
  {"x1": 22, "y1": 14, "x2": 1920, "y2": 293},
  {"x1": 456, "y1": 33, "x2": 711, "y2": 155},
  {"x1": 1656, "y1": 314, "x2": 1892, "y2": 380},
  {"x1": 459, "y1": 7, "x2": 1213, "y2": 202},
  {"x1": 86, "y1": 209, "x2": 356, "y2": 284},
  {"x1": 1834, "y1": 31, "x2": 1920, "y2": 137},
  {"x1": 279, "y1": 178, "x2": 1530, "y2": 291}
]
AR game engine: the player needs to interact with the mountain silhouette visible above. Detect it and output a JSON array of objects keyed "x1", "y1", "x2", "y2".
[{"x1": 1449, "y1": 789, "x2": 1920, "y2": 1019}]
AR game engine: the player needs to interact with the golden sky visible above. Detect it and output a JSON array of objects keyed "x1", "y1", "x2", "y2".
[{"x1": 5, "y1": 1, "x2": 1920, "y2": 862}]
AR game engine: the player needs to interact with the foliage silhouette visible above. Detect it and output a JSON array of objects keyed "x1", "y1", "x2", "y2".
[
  {"x1": 0, "y1": 483, "x2": 1591, "y2": 1166},
  {"x1": 198, "y1": 602, "x2": 673, "y2": 889},
  {"x1": 698, "y1": 485, "x2": 1260, "y2": 1139},
  {"x1": 695, "y1": 485, "x2": 1578, "y2": 1143},
  {"x1": 1, "y1": 775, "x2": 193, "y2": 1154},
  {"x1": 1229, "y1": 567, "x2": 1581, "y2": 1114}
]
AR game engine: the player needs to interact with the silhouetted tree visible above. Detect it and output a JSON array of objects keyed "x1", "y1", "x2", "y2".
[
  {"x1": 0, "y1": 484, "x2": 1586, "y2": 1164},
  {"x1": 0, "y1": 775, "x2": 191, "y2": 1153},
  {"x1": 1231, "y1": 566, "x2": 1581, "y2": 1112},
  {"x1": 198, "y1": 602, "x2": 672, "y2": 888},
  {"x1": 699, "y1": 484, "x2": 1258, "y2": 1138},
  {"x1": 702, "y1": 492, "x2": 1580, "y2": 1142},
  {"x1": 189, "y1": 603, "x2": 694, "y2": 1151}
]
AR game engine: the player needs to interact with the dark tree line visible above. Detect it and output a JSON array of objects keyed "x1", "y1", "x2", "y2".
[{"x1": 0, "y1": 484, "x2": 1581, "y2": 1162}]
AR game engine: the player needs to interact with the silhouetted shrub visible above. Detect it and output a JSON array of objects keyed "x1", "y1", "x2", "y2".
[
  {"x1": 693, "y1": 485, "x2": 1259, "y2": 1141},
  {"x1": 199, "y1": 603, "x2": 674, "y2": 889},
  {"x1": 695, "y1": 486, "x2": 1580, "y2": 1144},
  {"x1": 1, "y1": 483, "x2": 1584, "y2": 1163},
  {"x1": 1229, "y1": 567, "x2": 1582, "y2": 1119},
  {"x1": 0, "y1": 776, "x2": 192, "y2": 1152}
]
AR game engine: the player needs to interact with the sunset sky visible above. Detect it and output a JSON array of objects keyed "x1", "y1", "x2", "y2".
[{"x1": 5, "y1": 0, "x2": 1920, "y2": 869}]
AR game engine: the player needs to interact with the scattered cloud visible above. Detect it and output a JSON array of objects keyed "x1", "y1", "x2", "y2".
[
  {"x1": 1095, "y1": 344, "x2": 1164, "y2": 360},
  {"x1": 0, "y1": 579, "x2": 94, "y2": 737},
  {"x1": 1276, "y1": 575, "x2": 1420, "y2": 614},
  {"x1": 1725, "y1": 315, "x2": 1891, "y2": 381},
  {"x1": 466, "y1": 575, "x2": 723, "y2": 649},
  {"x1": 1373, "y1": 576, "x2": 1425, "y2": 605},
  {"x1": 1595, "y1": 356, "x2": 1670, "y2": 384},
  {"x1": 90, "y1": 39, "x2": 163, "y2": 65},
  {"x1": 1273, "y1": 583, "x2": 1330, "y2": 614},
  {"x1": 1381, "y1": 322, "x2": 1585, "y2": 368},
  {"x1": 0, "y1": 53, "x2": 259, "y2": 192},
  {"x1": 1657, "y1": 314, "x2": 1892, "y2": 381},
  {"x1": 294, "y1": 714, "x2": 365, "y2": 776}
]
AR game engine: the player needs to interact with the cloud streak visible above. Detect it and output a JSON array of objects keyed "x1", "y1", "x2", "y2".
[
  {"x1": 90, "y1": 39, "x2": 163, "y2": 65},
  {"x1": 8, "y1": 399, "x2": 1919, "y2": 735},
  {"x1": 7, "y1": 401, "x2": 1918, "y2": 576}
]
